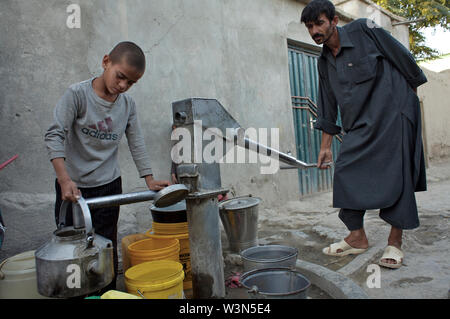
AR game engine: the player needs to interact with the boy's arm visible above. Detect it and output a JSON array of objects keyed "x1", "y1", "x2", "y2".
[
  {"x1": 125, "y1": 101, "x2": 170, "y2": 190},
  {"x1": 125, "y1": 101, "x2": 153, "y2": 177},
  {"x1": 170, "y1": 162, "x2": 178, "y2": 184},
  {"x1": 45, "y1": 88, "x2": 81, "y2": 202},
  {"x1": 51, "y1": 158, "x2": 81, "y2": 202}
]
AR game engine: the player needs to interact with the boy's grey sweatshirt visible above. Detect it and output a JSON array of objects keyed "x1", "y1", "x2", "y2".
[{"x1": 45, "y1": 78, "x2": 153, "y2": 188}]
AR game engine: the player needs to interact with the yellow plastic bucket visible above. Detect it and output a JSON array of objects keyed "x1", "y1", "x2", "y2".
[
  {"x1": 152, "y1": 221, "x2": 188, "y2": 235},
  {"x1": 145, "y1": 229, "x2": 192, "y2": 290},
  {"x1": 101, "y1": 290, "x2": 142, "y2": 299},
  {"x1": 127, "y1": 238, "x2": 180, "y2": 267},
  {"x1": 125, "y1": 260, "x2": 185, "y2": 299},
  {"x1": 121, "y1": 233, "x2": 148, "y2": 272}
]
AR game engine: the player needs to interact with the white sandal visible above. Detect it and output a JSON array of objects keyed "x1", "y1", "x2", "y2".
[
  {"x1": 322, "y1": 240, "x2": 368, "y2": 257},
  {"x1": 379, "y1": 245, "x2": 404, "y2": 269}
]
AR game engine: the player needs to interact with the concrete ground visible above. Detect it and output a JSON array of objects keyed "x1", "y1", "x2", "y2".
[
  {"x1": 253, "y1": 158, "x2": 450, "y2": 299},
  {"x1": 1, "y1": 159, "x2": 449, "y2": 299}
]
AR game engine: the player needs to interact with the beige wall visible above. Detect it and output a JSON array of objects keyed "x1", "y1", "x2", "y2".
[
  {"x1": 1, "y1": 0, "x2": 433, "y2": 207},
  {"x1": 1, "y1": 0, "x2": 308, "y2": 206},
  {"x1": 418, "y1": 67, "x2": 450, "y2": 162}
]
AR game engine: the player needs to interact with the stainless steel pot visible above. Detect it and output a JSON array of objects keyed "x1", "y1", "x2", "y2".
[
  {"x1": 240, "y1": 268, "x2": 310, "y2": 299},
  {"x1": 218, "y1": 196, "x2": 261, "y2": 253},
  {"x1": 240, "y1": 245, "x2": 298, "y2": 272}
]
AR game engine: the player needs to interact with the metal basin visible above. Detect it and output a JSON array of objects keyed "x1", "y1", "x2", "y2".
[
  {"x1": 240, "y1": 268, "x2": 310, "y2": 299},
  {"x1": 240, "y1": 245, "x2": 298, "y2": 272}
]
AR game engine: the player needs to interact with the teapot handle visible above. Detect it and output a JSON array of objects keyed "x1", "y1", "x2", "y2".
[
  {"x1": 58, "y1": 197, "x2": 93, "y2": 237},
  {"x1": 57, "y1": 200, "x2": 70, "y2": 229}
]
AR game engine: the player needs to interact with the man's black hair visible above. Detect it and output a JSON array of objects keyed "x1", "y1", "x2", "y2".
[
  {"x1": 109, "y1": 41, "x2": 146, "y2": 72},
  {"x1": 301, "y1": 0, "x2": 336, "y2": 23}
]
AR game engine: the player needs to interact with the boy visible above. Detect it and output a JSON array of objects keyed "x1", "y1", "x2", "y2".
[{"x1": 45, "y1": 41, "x2": 170, "y2": 291}]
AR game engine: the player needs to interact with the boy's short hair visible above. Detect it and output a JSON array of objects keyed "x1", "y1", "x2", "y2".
[
  {"x1": 301, "y1": 0, "x2": 336, "y2": 24},
  {"x1": 109, "y1": 41, "x2": 146, "y2": 72}
]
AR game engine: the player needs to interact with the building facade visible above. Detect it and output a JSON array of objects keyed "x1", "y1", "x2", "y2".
[{"x1": 0, "y1": 0, "x2": 413, "y2": 206}]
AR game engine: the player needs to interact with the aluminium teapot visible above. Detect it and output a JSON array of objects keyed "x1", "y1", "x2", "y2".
[{"x1": 35, "y1": 197, "x2": 114, "y2": 298}]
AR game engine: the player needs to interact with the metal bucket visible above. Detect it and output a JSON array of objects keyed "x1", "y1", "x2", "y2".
[
  {"x1": 150, "y1": 200, "x2": 187, "y2": 224},
  {"x1": 218, "y1": 196, "x2": 261, "y2": 253},
  {"x1": 240, "y1": 245, "x2": 298, "y2": 272},
  {"x1": 240, "y1": 268, "x2": 311, "y2": 299}
]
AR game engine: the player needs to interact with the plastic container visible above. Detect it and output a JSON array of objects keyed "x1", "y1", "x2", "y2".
[
  {"x1": 125, "y1": 260, "x2": 185, "y2": 299},
  {"x1": 152, "y1": 221, "x2": 189, "y2": 235},
  {"x1": 127, "y1": 238, "x2": 180, "y2": 267},
  {"x1": 0, "y1": 250, "x2": 49, "y2": 299},
  {"x1": 101, "y1": 290, "x2": 142, "y2": 299},
  {"x1": 121, "y1": 233, "x2": 148, "y2": 272},
  {"x1": 145, "y1": 228, "x2": 192, "y2": 290}
]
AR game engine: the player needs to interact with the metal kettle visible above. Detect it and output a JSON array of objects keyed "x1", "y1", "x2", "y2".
[
  {"x1": 35, "y1": 197, "x2": 114, "y2": 298},
  {"x1": 34, "y1": 184, "x2": 189, "y2": 298}
]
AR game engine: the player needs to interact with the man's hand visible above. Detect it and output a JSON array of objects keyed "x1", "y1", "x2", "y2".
[
  {"x1": 58, "y1": 177, "x2": 81, "y2": 202},
  {"x1": 317, "y1": 132, "x2": 334, "y2": 170},
  {"x1": 145, "y1": 175, "x2": 171, "y2": 191},
  {"x1": 317, "y1": 148, "x2": 333, "y2": 170},
  {"x1": 171, "y1": 173, "x2": 178, "y2": 184}
]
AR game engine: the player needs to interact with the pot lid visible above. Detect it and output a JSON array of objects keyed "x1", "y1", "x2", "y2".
[
  {"x1": 218, "y1": 196, "x2": 261, "y2": 210},
  {"x1": 153, "y1": 184, "x2": 189, "y2": 208},
  {"x1": 150, "y1": 200, "x2": 186, "y2": 213}
]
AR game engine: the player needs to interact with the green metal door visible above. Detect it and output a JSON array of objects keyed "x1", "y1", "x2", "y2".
[{"x1": 288, "y1": 45, "x2": 341, "y2": 196}]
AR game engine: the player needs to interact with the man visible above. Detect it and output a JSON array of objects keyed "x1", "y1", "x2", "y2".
[{"x1": 300, "y1": 0, "x2": 427, "y2": 269}]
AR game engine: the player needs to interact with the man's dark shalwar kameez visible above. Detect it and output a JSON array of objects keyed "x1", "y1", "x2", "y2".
[{"x1": 314, "y1": 19, "x2": 428, "y2": 230}]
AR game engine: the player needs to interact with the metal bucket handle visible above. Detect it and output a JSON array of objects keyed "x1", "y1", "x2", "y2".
[
  {"x1": 247, "y1": 285, "x2": 259, "y2": 295},
  {"x1": 58, "y1": 197, "x2": 93, "y2": 237}
]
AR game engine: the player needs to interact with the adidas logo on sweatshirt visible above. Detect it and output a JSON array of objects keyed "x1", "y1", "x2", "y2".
[{"x1": 81, "y1": 117, "x2": 118, "y2": 140}]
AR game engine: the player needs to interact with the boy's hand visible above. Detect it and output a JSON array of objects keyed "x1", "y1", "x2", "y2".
[
  {"x1": 145, "y1": 175, "x2": 171, "y2": 191},
  {"x1": 58, "y1": 178, "x2": 81, "y2": 202},
  {"x1": 51, "y1": 158, "x2": 81, "y2": 202},
  {"x1": 171, "y1": 173, "x2": 178, "y2": 184}
]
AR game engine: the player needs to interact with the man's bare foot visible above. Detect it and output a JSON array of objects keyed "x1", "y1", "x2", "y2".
[
  {"x1": 381, "y1": 226, "x2": 403, "y2": 265},
  {"x1": 336, "y1": 228, "x2": 369, "y2": 253}
]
